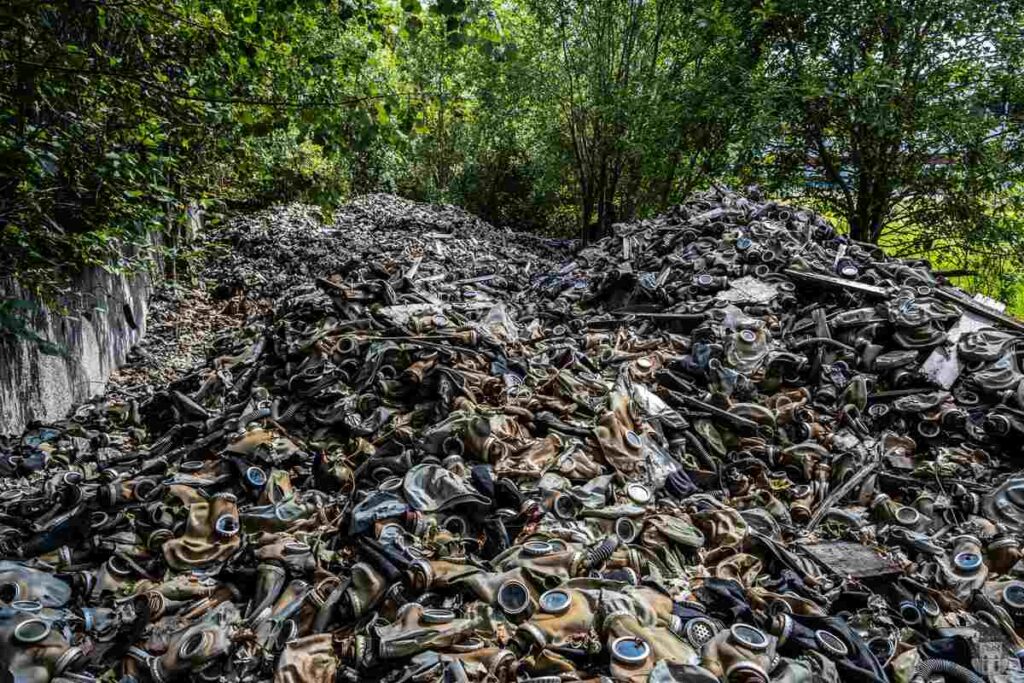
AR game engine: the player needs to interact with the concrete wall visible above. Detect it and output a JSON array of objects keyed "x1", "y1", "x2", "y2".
[
  {"x1": 0, "y1": 204, "x2": 204, "y2": 435},
  {"x1": 0, "y1": 260, "x2": 157, "y2": 435}
]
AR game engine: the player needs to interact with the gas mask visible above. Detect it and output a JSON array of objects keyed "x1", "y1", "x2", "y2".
[
  {"x1": 493, "y1": 538, "x2": 588, "y2": 580},
  {"x1": 162, "y1": 490, "x2": 241, "y2": 571},
  {"x1": 276, "y1": 633, "x2": 338, "y2": 683},
  {"x1": 514, "y1": 586, "x2": 599, "y2": 653},
  {"x1": 698, "y1": 623, "x2": 778, "y2": 683},
  {"x1": 692, "y1": 506, "x2": 748, "y2": 548},
  {"x1": 132, "y1": 602, "x2": 238, "y2": 682},
  {"x1": 770, "y1": 651, "x2": 839, "y2": 683},
  {"x1": 0, "y1": 604, "x2": 85, "y2": 683},
  {"x1": 594, "y1": 392, "x2": 647, "y2": 478},
  {"x1": 373, "y1": 602, "x2": 501, "y2": 660},
  {"x1": 769, "y1": 613, "x2": 887, "y2": 682},
  {"x1": 939, "y1": 535, "x2": 989, "y2": 600},
  {"x1": 605, "y1": 611, "x2": 700, "y2": 683},
  {"x1": 0, "y1": 563, "x2": 72, "y2": 608}
]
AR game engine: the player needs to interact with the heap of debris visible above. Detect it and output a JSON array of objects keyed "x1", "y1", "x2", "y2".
[{"x1": 2, "y1": 189, "x2": 1024, "y2": 683}]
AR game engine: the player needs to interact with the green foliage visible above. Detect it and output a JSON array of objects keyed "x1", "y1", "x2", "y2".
[
  {"x1": 2, "y1": 0, "x2": 1024, "y2": 310},
  {"x1": 523, "y1": 0, "x2": 764, "y2": 240},
  {"x1": 745, "y1": 0, "x2": 1024, "y2": 243},
  {"x1": 0, "y1": 299, "x2": 66, "y2": 356}
]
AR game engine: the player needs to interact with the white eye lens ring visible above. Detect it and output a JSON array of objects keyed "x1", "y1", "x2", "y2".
[
  {"x1": 11, "y1": 600, "x2": 41, "y2": 613},
  {"x1": 610, "y1": 636, "x2": 650, "y2": 664},
  {"x1": 522, "y1": 540, "x2": 554, "y2": 556},
  {"x1": 729, "y1": 623, "x2": 769, "y2": 652},
  {"x1": 539, "y1": 589, "x2": 572, "y2": 615},
  {"x1": 246, "y1": 466, "x2": 268, "y2": 487},
  {"x1": 626, "y1": 483, "x2": 651, "y2": 504},
  {"x1": 953, "y1": 551, "x2": 983, "y2": 572},
  {"x1": 815, "y1": 629, "x2": 850, "y2": 658},
  {"x1": 895, "y1": 506, "x2": 920, "y2": 526},
  {"x1": 1003, "y1": 581, "x2": 1024, "y2": 610},
  {"x1": 421, "y1": 608, "x2": 456, "y2": 625},
  {"x1": 497, "y1": 580, "x2": 531, "y2": 616},
  {"x1": 215, "y1": 515, "x2": 240, "y2": 536},
  {"x1": 178, "y1": 630, "x2": 212, "y2": 659},
  {"x1": 14, "y1": 618, "x2": 51, "y2": 644},
  {"x1": 615, "y1": 517, "x2": 639, "y2": 543}
]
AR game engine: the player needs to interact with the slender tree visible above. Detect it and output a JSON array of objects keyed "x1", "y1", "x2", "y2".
[{"x1": 750, "y1": 0, "x2": 1024, "y2": 247}]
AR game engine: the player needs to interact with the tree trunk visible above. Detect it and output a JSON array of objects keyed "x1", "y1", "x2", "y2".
[
  {"x1": 848, "y1": 213, "x2": 868, "y2": 243},
  {"x1": 580, "y1": 188, "x2": 595, "y2": 245}
]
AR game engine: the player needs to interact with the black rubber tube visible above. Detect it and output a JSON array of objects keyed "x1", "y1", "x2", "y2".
[
  {"x1": 916, "y1": 658, "x2": 985, "y2": 683},
  {"x1": 585, "y1": 537, "x2": 619, "y2": 569}
]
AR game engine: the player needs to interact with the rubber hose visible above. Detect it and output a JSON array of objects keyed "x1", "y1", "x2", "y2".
[
  {"x1": 791, "y1": 337, "x2": 856, "y2": 353},
  {"x1": 238, "y1": 407, "x2": 272, "y2": 429},
  {"x1": 683, "y1": 429, "x2": 718, "y2": 472},
  {"x1": 585, "y1": 537, "x2": 619, "y2": 569},
  {"x1": 916, "y1": 658, "x2": 985, "y2": 683}
]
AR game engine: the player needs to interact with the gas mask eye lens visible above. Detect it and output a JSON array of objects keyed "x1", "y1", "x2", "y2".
[
  {"x1": 814, "y1": 629, "x2": 850, "y2": 658},
  {"x1": 539, "y1": 589, "x2": 571, "y2": 615},
  {"x1": 895, "y1": 507, "x2": 920, "y2": 526},
  {"x1": 214, "y1": 515, "x2": 240, "y2": 536},
  {"x1": 919, "y1": 595, "x2": 940, "y2": 618},
  {"x1": 134, "y1": 479, "x2": 159, "y2": 500},
  {"x1": 868, "y1": 403, "x2": 889, "y2": 418},
  {"x1": 421, "y1": 608, "x2": 455, "y2": 624},
  {"x1": 443, "y1": 516, "x2": 467, "y2": 536},
  {"x1": 553, "y1": 495, "x2": 577, "y2": 519},
  {"x1": 625, "y1": 431, "x2": 643, "y2": 449},
  {"x1": 898, "y1": 601, "x2": 922, "y2": 625},
  {"x1": 625, "y1": 483, "x2": 651, "y2": 504},
  {"x1": 107, "y1": 556, "x2": 133, "y2": 577},
  {"x1": 14, "y1": 618, "x2": 51, "y2": 643},
  {"x1": 953, "y1": 551, "x2": 982, "y2": 572},
  {"x1": 179, "y1": 631, "x2": 209, "y2": 659},
  {"x1": 729, "y1": 623, "x2": 769, "y2": 651},
  {"x1": 276, "y1": 619, "x2": 298, "y2": 648},
  {"x1": 868, "y1": 636, "x2": 896, "y2": 663},
  {"x1": 522, "y1": 540, "x2": 554, "y2": 556},
  {"x1": 1003, "y1": 582, "x2": 1024, "y2": 609},
  {"x1": 611, "y1": 636, "x2": 650, "y2": 664},
  {"x1": 451, "y1": 637, "x2": 484, "y2": 652},
  {"x1": 0, "y1": 583, "x2": 20, "y2": 602},
  {"x1": 246, "y1": 466, "x2": 267, "y2": 487},
  {"x1": 725, "y1": 662, "x2": 770, "y2": 683},
  {"x1": 497, "y1": 580, "x2": 530, "y2": 616},
  {"x1": 615, "y1": 517, "x2": 638, "y2": 543},
  {"x1": 11, "y1": 600, "x2": 41, "y2": 612},
  {"x1": 90, "y1": 511, "x2": 110, "y2": 529}
]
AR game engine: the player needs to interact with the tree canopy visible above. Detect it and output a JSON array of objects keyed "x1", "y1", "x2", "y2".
[{"x1": 2, "y1": 0, "x2": 1024, "y2": 305}]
